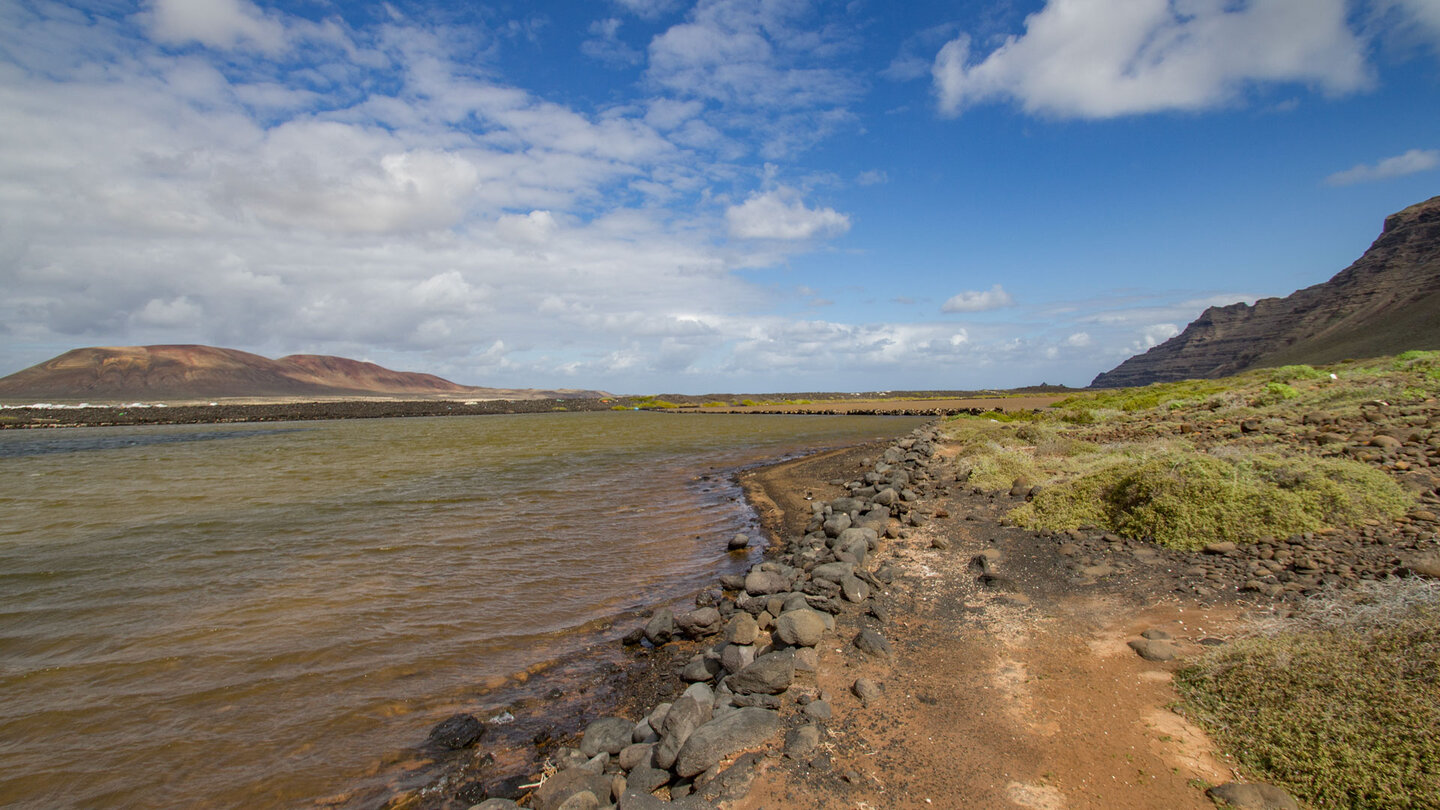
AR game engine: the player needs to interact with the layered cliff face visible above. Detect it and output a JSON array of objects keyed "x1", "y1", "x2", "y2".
[{"x1": 1091, "y1": 196, "x2": 1440, "y2": 388}]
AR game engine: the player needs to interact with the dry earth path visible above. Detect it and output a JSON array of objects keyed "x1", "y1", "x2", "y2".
[{"x1": 733, "y1": 451, "x2": 1247, "y2": 810}]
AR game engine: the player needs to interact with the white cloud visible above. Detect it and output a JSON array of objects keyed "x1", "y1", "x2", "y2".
[
  {"x1": 582, "y1": 18, "x2": 643, "y2": 67},
  {"x1": 132, "y1": 296, "x2": 203, "y2": 328},
  {"x1": 1065, "y1": 331, "x2": 1091, "y2": 347},
  {"x1": 146, "y1": 0, "x2": 288, "y2": 53},
  {"x1": 1326, "y1": 148, "x2": 1440, "y2": 186},
  {"x1": 725, "y1": 187, "x2": 850, "y2": 240},
  {"x1": 1140, "y1": 323, "x2": 1181, "y2": 349},
  {"x1": 613, "y1": 0, "x2": 679, "y2": 20},
  {"x1": 644, "y1": 98, "x2": 705, "y2": 131},
  {"x1": 942, "y1": 284, "x2": 1015, "y2": 313},
  {"x1": 856, "y1": 169, "x2": 888, "y2": 186},
  {"x1": 0, "y1": 3, "x2": 825, "y2": 387},
  {"x1": 883, "y1": 22, "x2": 962, "y2": 82},
  {"x1": 644, "y1": 0, "x2": 862, "y2": 157},
  {"x1": 496, "y1": 210, "x2": 560, "y2": 245},
  {"x1": 934, "y1": 0, "x2": 1371, "y2": 118},
  {"x1": 1383, "y1": 0, "x2": 1440, "y2": 42}
]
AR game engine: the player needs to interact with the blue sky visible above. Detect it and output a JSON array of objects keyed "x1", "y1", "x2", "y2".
[{"x1": 1, "y1": 0, "x2": 1437, "y2": 394}]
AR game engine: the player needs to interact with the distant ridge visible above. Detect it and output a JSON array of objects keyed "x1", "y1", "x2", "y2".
[
  {"x1": 0, "y1": 345, "x2": 608, "y2": 402},
  {"x1": 1091, "y1": 195, "x2": 1440, "y2": 388}
]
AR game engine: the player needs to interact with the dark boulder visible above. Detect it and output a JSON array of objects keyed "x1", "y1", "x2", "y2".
[{"x1": 426, "y1": 713, "x2": 485, "y2": 749}]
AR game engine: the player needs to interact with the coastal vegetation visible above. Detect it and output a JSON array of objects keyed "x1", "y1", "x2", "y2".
[
  {"x1": 1176, "y1": 580, "x2": 1440, "y2": 809},
  {"x1": 942, "y1": 352, "x2": 1435, "y2": 550},
  {"x1": 939, "y1": 351, "x2": 1438, "y2": 807}
]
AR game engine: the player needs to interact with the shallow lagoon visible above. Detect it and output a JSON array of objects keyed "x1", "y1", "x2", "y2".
[{"x1": 0, "y1": 412, "x2": 922, "y2": 808}]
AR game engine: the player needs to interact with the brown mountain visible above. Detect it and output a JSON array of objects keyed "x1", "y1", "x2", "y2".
[
  {"x1": 1091, "y1": 195, "x2": 1440, "y2": 388},
  {"x1": 0, "y1": 345, "x2": 608, "y2": 401}
]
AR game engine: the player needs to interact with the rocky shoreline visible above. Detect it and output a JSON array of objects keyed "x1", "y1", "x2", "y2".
[
  {"x1": 372, "y1": 429, "x2": 936, "y2": 809},
  {"x1": 382, "y1": 383, "x2": 1440, "y2": 809}
]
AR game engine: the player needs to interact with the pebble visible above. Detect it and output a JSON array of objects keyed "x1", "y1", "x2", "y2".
[
  {"x1": 802, "y1": 699, "x2": 833, "y2": 720},
  {"x1": 852, "y1": 629, "x2": 893, "y2": 659},
  {"x1": 784, "y1": 724, "x2": 821, "y2": 759},
  {"x1": 1127, "y1": 638, "x2": 1178, "y2": 662},
  {"x1": 1206, "y1": 782, "x2": 1301, "y2": 810},
  {"x1": 852, "y1": 677, "x2": 881, "y2": 705}
]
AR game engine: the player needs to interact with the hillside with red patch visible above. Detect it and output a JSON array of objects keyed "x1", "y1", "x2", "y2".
[{"x1": 0, "y1": 345, "x2": 606, "y2": 402}]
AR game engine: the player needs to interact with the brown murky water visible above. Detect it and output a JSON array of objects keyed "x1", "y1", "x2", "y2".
[{"x1": 0, "y1": 412, "x2": 921, "y2": 809}]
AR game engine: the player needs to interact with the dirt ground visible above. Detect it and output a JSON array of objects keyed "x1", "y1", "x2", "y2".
[{"x1": 731, "y1": 440, "x2": 1247, "y2": 810}]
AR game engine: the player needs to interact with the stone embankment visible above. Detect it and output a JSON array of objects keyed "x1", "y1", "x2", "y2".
[
  {"x1": 433, "y1": 423, "x2": 945, "y2": 810},
  {"x1": 425, "y1": 394, "x2": 1440, "y2": 809}
]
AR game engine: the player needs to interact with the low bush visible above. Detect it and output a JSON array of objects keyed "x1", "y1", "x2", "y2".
[
  {"x1": 1253, "y1": 381, "x2": 1301, "y2": 406},
  {"x1": 1010, "y1": 451, "x2": 1408, "y2": 550},
  {"x1": 1176, "y1": 581, "x2": 1440, "y2": 809},
  {"x1": 1269, "y1": 364, "x2": 1327, "y2": 382},
  {"x1": 960, "y1": 445, "x2": 1043, "y2": 492}
]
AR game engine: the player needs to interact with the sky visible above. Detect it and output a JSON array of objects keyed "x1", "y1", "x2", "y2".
[{"x1": 1, "y1": 0, "x2": 1437, "y2": 394}]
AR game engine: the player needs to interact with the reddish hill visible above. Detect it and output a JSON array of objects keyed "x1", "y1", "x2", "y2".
[
  {"x1": 278, "y1": 354, "x2": 475, "y2": 395},
  {"x1": 0, "y1": 345, "x2": 607, "y2": 402}
]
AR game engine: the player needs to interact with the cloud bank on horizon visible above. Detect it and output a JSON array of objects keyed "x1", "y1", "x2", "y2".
[{"x1": 0, "y1": 0, "x2": 1436, "y2": 393}]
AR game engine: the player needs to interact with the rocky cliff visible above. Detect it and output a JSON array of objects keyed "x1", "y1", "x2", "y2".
[{"x1": 1091, "y1": 196, "x2": 1440, "y2": 388}]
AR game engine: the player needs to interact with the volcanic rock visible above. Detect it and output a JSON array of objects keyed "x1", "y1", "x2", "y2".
[{"x1": 1092, "y1": 196, "x2": 1440, "y2": 387}]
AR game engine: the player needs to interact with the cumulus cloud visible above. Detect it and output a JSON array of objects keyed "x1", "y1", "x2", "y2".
[
  {"x1": 495, "y1": 210, "x2": 561, "y2": 246},
  {"x1": 0, "y1": 1, "x2": 1303, "y2": 393},
  {"x1": 942, "y1": 284, "x2": 1015, "y2": 313},
  {"x1": 1139, "y1": 323, "x2": 1181, "y2": 349},
  {"x1": 1326, "y1": 148, "x2": 1440, "y2": 185},
  {"x1": 725, "y1": 188, "x2": 850, "y2": 240},
  {"x1": 0, "y1": 2, "x2": 822, "y2": 388},
  {"x1": 933, "y1": 0, "x2": 1370, "y2": 118},
  {"x1": 145, "y1": 0, "x2": 288, "y2": 53}
]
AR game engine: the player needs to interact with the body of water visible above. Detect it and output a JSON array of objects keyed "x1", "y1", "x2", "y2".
[{"x1": 0, "y1": 412, "x2": 920, "y2": 808}]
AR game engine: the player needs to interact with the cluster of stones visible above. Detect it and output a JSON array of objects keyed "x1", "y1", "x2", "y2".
[
  {"x1": 1299, "y1": 402, "x2": 1440, "y2": 473},
  {"x1": 471, "y1": 425, "x2": 943, "y2": 810},
  {"x1": 1014, "y1": 399, "x2": 1440, "y2": 600}
]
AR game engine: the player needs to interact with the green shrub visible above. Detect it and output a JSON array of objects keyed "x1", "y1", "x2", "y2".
[
  {"x1": 1058, "y1": 407, "x2": 1099, "y2": 425},
  {"x1": 1270, "y1": 364, "x2": 1327, "y2": 382},
  {"x1": 1010, "y1": 451, "x2": 1408, "y2": 550},
  {"x1": 962, "y1": 445, "x2": 1043, "y2": 492},
  {"x1": 1253, "y1": 381, "x2": 1301, "y2": 406},
  {"x1": 1176, "y1": 585, "x2": 1440, "y2": 809}
]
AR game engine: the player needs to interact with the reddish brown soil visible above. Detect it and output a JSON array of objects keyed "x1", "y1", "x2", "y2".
[{"x1": 729, "y1": 446, "x2": 1246, "y2": 810}]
